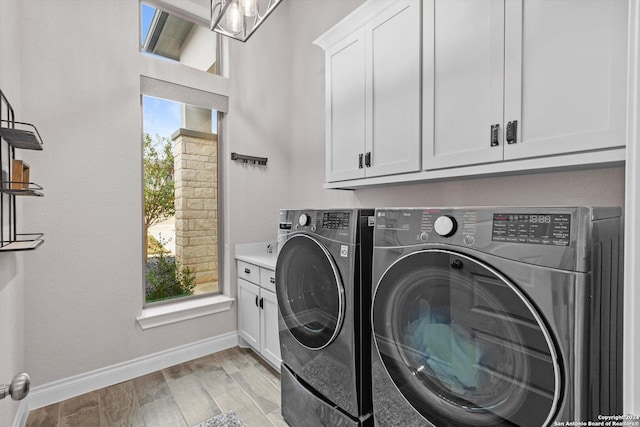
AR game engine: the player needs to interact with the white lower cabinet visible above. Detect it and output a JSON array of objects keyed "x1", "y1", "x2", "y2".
[
  {"x1": 238, "y1": 279, "x2": 261, "y2": 350},
  {"x1": 259, "y1": 289, "x2": 281, "y2": 368},
  {"x1": 237, "y1": 262, "x2": 281, "y2": 370}
]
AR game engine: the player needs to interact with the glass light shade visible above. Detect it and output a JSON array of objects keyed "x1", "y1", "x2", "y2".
[
  {"x1": 239, "y1": 0, "x2": 257, "y2": 17},
  {"x1": 211, "y1": 0, "x2": 283, "y2": 42},
  {"x1": 225, "y1": 2, "x2": 243, "y2": 33}
]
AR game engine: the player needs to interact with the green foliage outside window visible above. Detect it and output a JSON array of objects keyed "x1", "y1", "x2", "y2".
[
  {"x1": 145, "y1": 243, "x2": 196, "y2": 303},
  {"x1": 143, "y1": 134, "x2": 195, "y2": 303},
  {"x1": 143, "y1": 133, "x2": 175, "y2": 260}
]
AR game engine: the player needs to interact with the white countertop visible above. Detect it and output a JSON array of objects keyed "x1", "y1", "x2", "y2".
[{"x1": 234, "y1": 241, "x2": 277, "y2": 270}]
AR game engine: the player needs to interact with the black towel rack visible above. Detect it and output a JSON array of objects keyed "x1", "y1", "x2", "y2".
[{"x1": 231, "y1": 152, "x2": 268, "y2": 166}]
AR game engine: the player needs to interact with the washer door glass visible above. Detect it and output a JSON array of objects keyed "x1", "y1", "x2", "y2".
[
  {"x1": 276, "y1": 234, "x2": 345, "y2": 350},
  {"x1": 372, "y1": 249, "x2": 560, "y2": 427}
]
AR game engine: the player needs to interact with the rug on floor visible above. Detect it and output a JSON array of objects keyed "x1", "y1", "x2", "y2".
[{"x1": 194, "y1": 410, "x2": 246, "y2": 427}]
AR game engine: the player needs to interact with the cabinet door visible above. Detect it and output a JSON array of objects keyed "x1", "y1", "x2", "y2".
[
  {"x1": 325, "y1": 30, "x2": 367, "y2": 182},
  {"x1": 238, "y1": 279, "x2": 260, "y2": 350},
  {"x1": 503, "y1": 0, "x2": 628, "y2": 160},
  {"x1": 365, "y1": 0, "x2": 421, "y2": 177},
  {"x1": 260, "y1": 289, "x2": 281, "y2": 369},
  {"x1": 423, "y1": 0, "x2": 505, "y2": 170}
]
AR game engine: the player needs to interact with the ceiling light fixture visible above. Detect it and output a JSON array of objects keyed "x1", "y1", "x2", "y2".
[{"x1": 211, "y1": 0, "x2": 282, "y2": 42}]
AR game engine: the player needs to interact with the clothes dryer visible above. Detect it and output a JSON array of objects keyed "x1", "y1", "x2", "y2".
[
  {"x1": 276, "y1": 209, "x2": 374, "y2": 426},
  {"x1": 371, "y1": 207, "x2": 623, "y2": 426}
]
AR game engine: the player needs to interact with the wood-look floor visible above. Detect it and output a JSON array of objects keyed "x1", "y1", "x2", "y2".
[{"x1": 25, "y1": 347, "x2": 286, "y2": 427}]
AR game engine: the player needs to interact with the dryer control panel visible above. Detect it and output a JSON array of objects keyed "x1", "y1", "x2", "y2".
[
  {"x1": 376, "y1": 208, "x2": 481, "y2": 247},
  {"x1": 492, "y1": 213, "x2": 571, "y2": 246},
  {"x1": 374, "y1": 206, "x2": 619, "y2": 275}
]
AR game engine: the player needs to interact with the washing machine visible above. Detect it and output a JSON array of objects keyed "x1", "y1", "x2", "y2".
[
  {"x1": 371, "y1": 207, "x2": 623, "y2": 427},
  {"x1": 276, "y1": 209, "x2": 374, "y2": 426}
]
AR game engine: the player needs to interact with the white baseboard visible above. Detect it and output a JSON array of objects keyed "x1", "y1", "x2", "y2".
[
  {"x1": 12, "y1": 403, "x2": 29, "y2": 427},
  {"x1": 12, "y1": 332, "x2": 238, "y2": 427}
]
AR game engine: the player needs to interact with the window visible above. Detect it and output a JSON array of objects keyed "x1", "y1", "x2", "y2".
[
  {"x1": 140, "y1": 2, "x2": 229, "y2": 307},
  {"x1": 141, "y1": 3, "x2": 221, "y2": 75},
  {"x1": 142, "y1": 95, "x2": 220, "y2": 304}
]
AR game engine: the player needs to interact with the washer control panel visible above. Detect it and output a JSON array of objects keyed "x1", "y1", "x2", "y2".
[
  {"x1": 492, "y1": 213, "x2": 571, "y2": 246},
  {"x1": 298, "y1": 213, "x2": 311, "y2": 227},
  {"x1": 294, "y1": 212, "x2": 317, "y2": 231},
  {"x1": 288, "y1": 209, "x2": 364, "y2": 245}
]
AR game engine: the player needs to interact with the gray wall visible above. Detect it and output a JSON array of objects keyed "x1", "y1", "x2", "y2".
[
  {"x1": 353, "y1": 167, "x2": 625, "y2": 208},
  {"x1": 226, "y1": 0, "x2": 365, "y2": 253},
  {"x1": 225, "y1": 0, "x2": 293, "y2": 245},
  {"x1": 0, "y1": 0, "x2": 25, "y2": 424},
  {"x1": 18, "y1": 0, "x2": 235, "y2": 387}
]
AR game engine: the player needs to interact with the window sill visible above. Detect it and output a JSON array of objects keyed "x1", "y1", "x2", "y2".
[{"x1": 136, "y1": 295, "x2": 235, "y2": 330}]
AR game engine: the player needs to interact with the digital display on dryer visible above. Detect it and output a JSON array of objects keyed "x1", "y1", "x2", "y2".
[
  {"x1": 322, "y1": 211, "x2": 350, "y2": 230},
  {"x1": 492, "y1": 213, "x2": 571, "y2": 246}
]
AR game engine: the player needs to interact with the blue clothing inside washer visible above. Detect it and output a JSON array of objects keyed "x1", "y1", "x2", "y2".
[{"x1": 406, "y1": 310, "x2": 482, "y2": 390}]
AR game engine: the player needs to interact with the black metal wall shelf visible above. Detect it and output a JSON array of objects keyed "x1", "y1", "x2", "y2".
[
  {"x1": 0, "y1": 89, "x2": 45, "y2": 252},
  {"x1": 0, "y1": 234, "x2": 44, "y2": 252},
  {"x1": 0, "y1": 183, "x2": 44, "y2": 197},
  {"x1": 0, "y1": 121, "x2": 44, "y2": 150}
]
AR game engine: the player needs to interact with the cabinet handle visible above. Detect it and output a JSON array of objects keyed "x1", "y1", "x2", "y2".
[
  {"x1": 506, "y1": 120, "x2": 518, "y2": 144},
  {"x1": 259, "y1": 298, "x2": 264, "y2": 309},
  {"x1": 255, "y1": 295, "x2": 259, "y2": 307},
  {"x1": 358, "y1": 153, "x2": 364, "y2": 169},
  {"x1": 244, "y1": 268, "x2": 251, "y2": 274},
  {"x1": 270, "y1": 277, "x2": 275, "y2": 284},
  {"x1": 364, "y1": 152, "x2": 372, "y2": 167},
  {"x1": 490, "y1": 124, "x2": 500, "y2": 147}
]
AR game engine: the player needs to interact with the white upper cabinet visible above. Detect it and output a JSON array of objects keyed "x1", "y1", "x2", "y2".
[
  {"x1": 423, "y1": 0, "x2": 505, "y2": 170},
  {"x1": 366, "y1": 1, "x2": 421, "y2": 177},
  {"x1": 324, "y1": 30, "x2": 367, "y2": 182},
  {"x1": 503, "y1": 0, "x2": 628, "y2": 160},
  {"x1": 318, "y1": 0, "x2": 629, "y2": 188},
  {"x1": 425, "y1": 0, "x2": 628, "y2": 170},
  {"x1": 316, "y1": 0, "x2": 421, "y2": 182}
]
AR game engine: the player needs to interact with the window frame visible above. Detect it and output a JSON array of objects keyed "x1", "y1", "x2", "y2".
[
  {"x1": 140, "y1": 84, "x2": 227, "y2": 308},
  {"x1": 138, "y1": 0, "x2": 230, "y2": 311}
]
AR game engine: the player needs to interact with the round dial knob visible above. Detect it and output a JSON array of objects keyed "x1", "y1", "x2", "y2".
[
  {"x1": 298, "y1": 214, "x2": 311, "y2": 227},
  {"x1": 434, "y1": 215, "x2": 457, "y2": 237}
]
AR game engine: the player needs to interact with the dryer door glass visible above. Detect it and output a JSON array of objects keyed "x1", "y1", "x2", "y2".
[
  {"x1": 276, "y1": 234, "x2": 345, "y2": 350},
  {"x1": 372, "y1": 249, "x2": 560, "y2": 427}
]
